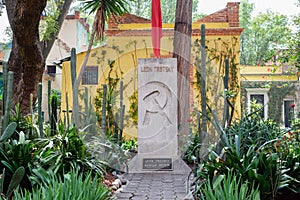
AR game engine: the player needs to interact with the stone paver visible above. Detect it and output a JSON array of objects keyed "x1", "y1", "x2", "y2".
[{"x1": 115, "y1": 173, "x2": 194, "y2": 200}]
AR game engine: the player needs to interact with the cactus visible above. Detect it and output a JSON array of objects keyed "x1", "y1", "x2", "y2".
[
  {"x1": 119, "y1": 80, "x2": 123, "y2": 111},
  {"x1": 71, "y1": 48, "x2": 76, "y2": 88},
  {"x1": 114, "y1": 113, "x2": 119, "y2": 142},
  {"x1": 66, "y1": 93, "x2": 70, "y2": 128},
  {"x1": 48, "y1": 80, "x2": 51, "y2": 122},
  {"x1": 101, "y1": 84, "x2": 107, "y2": 135},
  {"x1": 6, "y1": 166, "x2": 25, "y2": 198},
  {"x1": 222, "y1": 59, "x2": 229, "y2": 128},
  {"x1": 2, "y1": 62, "x2": 7, "y2": 116},
  {"x1": 50, "y1": 94, "x2": 58, "y2": 135},
  {"x1": 71, "y1": 48, "x2": 80, "y2": 127},
  {"x1": 200, "y1": 24, "x2": 207, "y2": 136},
  {"x1": 37, "y1": 83, "x2": 43, "y2": 138},
  {"x1": 0, "y1": 122, "x2": 17, "y2": 142},
  {"x1": 118, "y1": 81, "x2": 124, "y2": 143},
  {"x1": 0, "y1": 123, "x2": 24, "y2": 199},
  {"x1": 84, "y1": 87, "x2": 89, "y2": 116},
  {"x1": 119, "y1": 105, "x2": 125, "y2": 144},
  {"x1": 3, "y1": 71, "x2": 13, "y2": 133}
]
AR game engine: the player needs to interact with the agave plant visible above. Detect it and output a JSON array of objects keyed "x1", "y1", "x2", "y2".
[
  {"x1": 200, "y1": 172, "x2": 260, "y2": 200},
  {"x1": 0, "y1": 122, "x2": 27, "y2": 198},
  {"x1": 13, "y1": 169, "x2": 110, "y2": 200}
]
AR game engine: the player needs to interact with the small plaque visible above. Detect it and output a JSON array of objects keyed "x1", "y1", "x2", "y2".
[{"x1": 143, "y1": 158, "x2": 172, "y2": 170}]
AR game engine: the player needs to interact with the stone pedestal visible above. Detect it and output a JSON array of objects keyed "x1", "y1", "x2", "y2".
[{"x1": 128, "y1": 58, "x2": 190, "y2": 173}]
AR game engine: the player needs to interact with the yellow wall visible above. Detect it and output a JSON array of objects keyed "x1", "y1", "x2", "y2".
[
  {"x1": 61, "y1": 23, "x2": 242, "y2": 138},
  {"x1": 240, "y1": 65, "x2": 298, "y2": 81}
]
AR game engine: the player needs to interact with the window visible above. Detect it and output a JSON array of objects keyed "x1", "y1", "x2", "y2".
[
  {"x1": 250, "y1": 94, "x2": 265, "y2": 118},
  {"x1": 246, "y1": 88, "x2": 269, "y2": 119},
  {"x1": 47, "y1": 65, "x2": 56, "y2": 76},
  {"x1": 283, "y1": 100, "x2": 295, "y2": 127},
  {"x1": 82, "y1": 66, "x2": 98, "y2": 85}
]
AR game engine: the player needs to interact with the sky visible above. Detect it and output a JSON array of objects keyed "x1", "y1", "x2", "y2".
[
  {"x1": 198, "y1": 0, "x2": 299, "y2": 17},
  {"x1": 0, "y1": 0, "x2": 299, "y2": 43}
]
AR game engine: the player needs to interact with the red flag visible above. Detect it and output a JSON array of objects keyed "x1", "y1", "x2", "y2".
[{"x1": 151, "y1": 0, "x2": 162, "y2": 57}]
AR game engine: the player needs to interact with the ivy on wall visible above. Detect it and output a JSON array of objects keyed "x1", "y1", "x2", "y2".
[{"x1": 241, "y1": 81, "x2": 297, "y2": 123}]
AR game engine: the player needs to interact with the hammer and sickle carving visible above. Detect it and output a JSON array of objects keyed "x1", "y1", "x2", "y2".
[{"x1": 141, "y1": 81, "x2": 173, "y2": 127}]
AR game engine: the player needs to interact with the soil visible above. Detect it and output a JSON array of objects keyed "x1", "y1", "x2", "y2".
[{"x1": 274, "y1": 188, "x2": 300, "y2": 200}]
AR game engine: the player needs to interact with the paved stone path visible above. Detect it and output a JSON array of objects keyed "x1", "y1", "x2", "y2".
[{"x1": 115, "y1": 173, "x2": 193, "y2": 200}]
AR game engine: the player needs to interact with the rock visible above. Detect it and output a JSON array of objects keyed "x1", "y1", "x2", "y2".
[
  {"x1": 112, "y1": 179, "x2": 122, "y2": 188},
  {"x1": 111, "y1": 185, "x2": 118, "y2": 191}
]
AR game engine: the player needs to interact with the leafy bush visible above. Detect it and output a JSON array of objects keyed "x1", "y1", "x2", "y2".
[
  {"x1": 13, "y1": 170, "x2": 110, "y2": 200},
  {"x1": 36, "y1": 122, "x2": 106, "y2": 176},
  {"x1": 195, "y1": 113, "x2": 293, "y2": 199},
  {"x1": 0, "y1": 122, "x2": 37, "y2": 192},
  {"x1": 200, "y1": 172, "x2": 260, "y2": 200}
]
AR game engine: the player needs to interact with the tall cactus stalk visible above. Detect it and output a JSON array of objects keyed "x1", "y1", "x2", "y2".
[
  {"x1": 118, "y1": 81, "x2": 124, "y2": 144},
  {"x1": 119, "y1": 105, "x2": 125, "y2": 144},
  {"x1": 71, "y1": 48, "x2": 76, "y2": 88},
  {"x1": 30, "y1": 93, "x2": 34, "y2": 136},
  {"x1": 50, "y1": 95, "x2": 58, "y2": 136},
  {"x1": 200, "y1": 24, "x2": 207, "y2": 138},
  {"x1": 3, "y1": 72, "x2": 13, "y2": 133},
  {"x1": 114, "y1": 113, "x2": 119, "y2": 143},
  {"x1": 66, "y1": 93, "x2": 70, "y2": 128},
  {"x1": 84, "y1": 87, "x2": 89, "y2": 116},
  {"x1": 101, "y1": 84, "x2": 107, "y2": 135},
  {"x1": 2, "y1": 62, "x2": 7, "y2": 116},
  {"x1": 119, "y1": 80, "x2": 123, "y2": 111},
  {"x1": 71, "y1": 48, "x2": 79, "y2": 127},
  {"x1": 222, "y1": 59, "x2": 229, "y2": 128},
  {"x1": 37, "y1": 83, "x2": 43, "y2": 138},
  {"x1": 48, "y1": 80, "x2": 51, "y2": 123}
]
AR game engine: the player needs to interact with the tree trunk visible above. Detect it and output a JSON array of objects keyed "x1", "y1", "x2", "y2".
[
  {"x1": 6, "y1": 0, "x2": 47, "y2": 114},
  {"x1": 173, "y1": 0, "x2": 192, "y2": 150}
]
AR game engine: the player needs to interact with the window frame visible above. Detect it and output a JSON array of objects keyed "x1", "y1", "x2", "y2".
[
  {"x1": 82, "y1": 66, "x2": 98, "y2": 85},
  {"x1": 246, "y1": 88, "x2": 269, "y2": 119},
  {"x1": 282, "y1": 99, "x2": 295, "y2": 127}
]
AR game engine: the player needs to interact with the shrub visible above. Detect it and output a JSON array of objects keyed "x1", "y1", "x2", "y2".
[
  {"x1": 13, "y1": 170, "x2": 110, "y2": 200},
  {"x1": 200, "y1": 172, "x2": 260, "y2": 200}
]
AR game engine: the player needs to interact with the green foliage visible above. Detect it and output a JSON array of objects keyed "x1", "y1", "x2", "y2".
[
  {"x1": 193, "y1": 36, "x2": 240, "y2": 108},
  {"x1": 125, "y1": 0, "x2": 201, "y2": 23},
  {"x1": 195, "y1": 111, "x2": 299, "y2": 199},
  {"x1": 0, "y1": 122, "x2": 17, "y2": 142},
  {"x1": 37, "y1": 122, "x2": 105, "y2": 176},
  {"x1": 276, "y1": 126, "x2": 300, "y2": 193},
  {"x1": 0, "y1": 167, "x2": 25, "y2": 199},
  {"x1": 94, "y1": 62, "x2": 121, "y2": 136},
  {"x1": 0, "y1": 122, "x2": 35, "y2": 197},
  {"x1": 183, "y1": 134, "x2": 200, "y2": 164},
  {"x1": 39, "y1": 0, "x2": 60, "y2": 41},
  {"x1": 86, "y1": 135, "x2": 129, "y2": 173},
  {"x1": 282, "y1": 12, "x2": 300, "y2": 67},
  {"x1": 240, "y1": 0, "x2": 292, "y2": 65},
  {"x1": 200, "y1": 172, "x2": 260, "y2": 200},
  {"x1": 128, "y1": 90, "x2": 138, "y2": 126},
  {"x1": 9, "y1": 104, "x2": 41, "y2": 139},
  {"x1": 13, "y1": 170, "x2": 110, "y2": 200},
  {"x1": 121, "y1": 138, "x2": 138, "y2": 153}
]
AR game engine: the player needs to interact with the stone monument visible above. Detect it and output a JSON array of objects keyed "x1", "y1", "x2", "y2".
[{"x1": 128, "y1": 58, "x2": 191, "y2": 173}]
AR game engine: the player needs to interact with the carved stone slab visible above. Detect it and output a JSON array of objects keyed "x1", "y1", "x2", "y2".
[{"x1": 138, "y1": 58, "x2": 178, "y2": 159}]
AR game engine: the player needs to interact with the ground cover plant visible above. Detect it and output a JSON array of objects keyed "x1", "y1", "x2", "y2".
[
  {"x1": 0, "y1": 76, "x2": 127, "y2": 199},
  {"x1": 13, "y1": 169, "x2": 110, "y2": 200},
  {"x1": 193, "y1": 110, "x2": 300, "y2": 200}
]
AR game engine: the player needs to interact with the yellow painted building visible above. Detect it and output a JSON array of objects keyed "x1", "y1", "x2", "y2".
[
  {"x1": 240, "y1": 64, "x2": 299, "y2": 127},
  {"x1": 61, "y1": 2, "x2": 243, "y2": 138}
]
